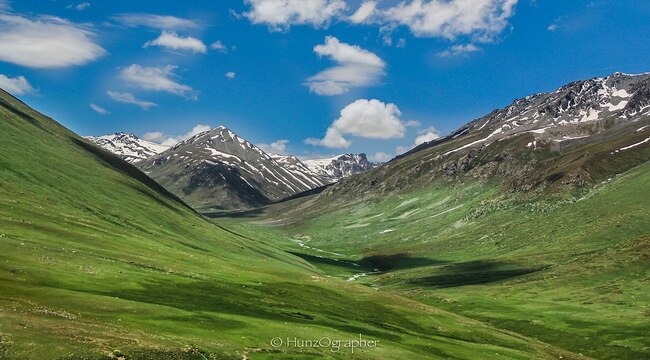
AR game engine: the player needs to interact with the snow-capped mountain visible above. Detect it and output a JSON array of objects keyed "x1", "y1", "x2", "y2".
[
  {"x1": 303, "y1": 153, "x2": 378, "y2": 181},
  {"x1": 138, "y1": 126, "x2": 330, "y2": 211},
  {"x1": 85, "y1": 133, "x2": 168, "y2": 163},
  {"x1": 332, "y1": 72, "x2": 650, "y2": 198},
  {"x1": 405, "y1": 72, "x2": 650, "y2": 158}
]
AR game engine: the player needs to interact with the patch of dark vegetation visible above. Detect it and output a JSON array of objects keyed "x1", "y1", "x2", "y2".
[{"x1": 409, "y1": 260, "x2": 546, "y2": 288}]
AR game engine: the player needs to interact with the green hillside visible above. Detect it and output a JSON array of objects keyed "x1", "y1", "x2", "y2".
[
  {"x1": 0, "y1": 90, "x2": 586, "y2": 359},
  {"x1": 218, "y1": 120, "x2": 650, "y2": 358}
]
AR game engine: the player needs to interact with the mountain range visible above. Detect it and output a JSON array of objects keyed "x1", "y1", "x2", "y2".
[
  {"x1": 88, "y1": 127, "x2": 378, "y2": 211},
  {"x1": 1, "y1": 72, "x2": 648, "y2": 359}
]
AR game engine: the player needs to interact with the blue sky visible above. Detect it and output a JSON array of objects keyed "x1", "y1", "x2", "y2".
[{"x1": 0, "y1": 0, "x2": 649, "y2": 161}]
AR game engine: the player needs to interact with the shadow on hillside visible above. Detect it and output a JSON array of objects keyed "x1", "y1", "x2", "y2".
[
  {"x1": 288, "y1": 252, "x2": 364, "y2": 272},
  {"x1": 359, "y1": 253, "x2": 449, "y2": 272},
  {"x1": 203, "y1": 208, "x2": 267, "y2": 218},
  {"x1": 88, "y1": 278, "x2": 420, "y2": 342},
  {"x1": 409, "y1": 260, "x2": 546, "y2": 288},
  {"x1": 70, "y1": 137, "x2": 194, "y2": 213},
  {"x1": 289, "y1": 251, "x2": 447, "y2": 274}
]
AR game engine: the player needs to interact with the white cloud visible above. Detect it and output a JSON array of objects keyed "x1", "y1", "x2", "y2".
[
  {"x1": 259, "y1": 139, "x2": 289, "y2": 154},
  {"x1": 350, "y1": 1, "x2": 378, "y2": 24},
  {"x1": 405, "y1": 119, "x2": 421, "y2": 127},
  {"x1": 306, "y1": 36, "x2": 385, "y2": 96},
  {"x1": 547, "y1": 23, "x2": 557, "y2": 31},
  {"x1": 244, "y1": 0, "x2": 346, "y2": 30},
  {"x1": 89, "y1": 103, "x2": 109, "y2": 115},
  {"x1": 112, "y1": 13, "x2": 199, "y2": 30},
  {"x1": 414, "y1": 126, "x2": 441, "y2": 145},
  {"x1": 144, "y1": 31, "x2": 207, "y2": 53},
  {"x1": 306, "y1": 99, "x2": 405, "y2": 148},
  {"x1": 75, "y1": 3, "x2": 90, "y2": 11},
  {"x1": 0, "y1": 14, "x2": 106, "y2": 68},
  {"x1": 369, "y1": 151, "x2": 392, "y2": 162},
  {"x1": 225, "y1": 71, "x2": 236, "y2": 79},
  {"x1": 396, "y1": 38, "x2": 407, "y2": 48},
  {"x1": 210, "y1": 40, "x2": 227, "y2": 53},
  {"x1": 0, "y1": 74, "x2": 35, "y2": 95},
  {"x1": 143, "y1": 124, "x2": 211, "y2": 146},
  {"x1": 438, "y1": 43, "x2": 480, "y2": 57},
  {"x1": 107, "y1": 91, "x2": 157, "y2": 110},
  {"x1": 119, "y1": 64, "x2": 193, "y2": 97},
  {"x1": 383, "y1": 0, "x2": 518, "y2": 42},
  {"x1": 396, "y1": 145, "x2": 410, "y2": 155},
  {"x1": 243, "y1": 0, "x2": 518, "y2": 43}
]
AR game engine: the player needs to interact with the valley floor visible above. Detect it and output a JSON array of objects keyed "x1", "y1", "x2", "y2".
[{"x1": 213, "y1": 161, "x2": 650, "y2": 359}]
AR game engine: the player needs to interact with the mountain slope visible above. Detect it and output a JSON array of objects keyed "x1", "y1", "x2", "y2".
[
  {"x1": 86, "y1": 132, "x2": 168, "y2": 163},
  {"x1": 331, "y1": 72, "x2": 650, "y2": 197},
  {"x1": 226, "y1": 73, "x2": 650, "y2": 359},
  {"x1": 138, "y1": 126, "x2": 330, "y2": 211},
  {"x1": 0, "y1": 90, "x2": 581, "y2": 359},
  {"x1": 303, "y1": 153, "x2": 378, "y2": 181}
]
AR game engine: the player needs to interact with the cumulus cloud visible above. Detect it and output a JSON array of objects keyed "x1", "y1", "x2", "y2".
[
  {"x1": 383, "y1": 0, "x2": 518, "y2": 42},
  {"x1": 0, "y1": 74, "x2": 35, "y2": 95},
  {"x1": 259, "y1": 139, "x2": 289, "y2": 154},
  {"x1": 405, "y1": 119, "x2": 421, "y2": 127},
  {"x1": 244, "y1": 0, "x2": 346, "y2": 30},
  {"x1": 142, "y1": 124, "x2": 211, "y2": 146},
  {"x1": 243, "y1": 0, "x2": 518, "y2": 45},
  {"x1": 305, "y1": 99, "x2": 405, "y2": 148},
  {"x1": 414, "y1": 126, "x2": 441, "y2": 145},
  {"x1": 306, "y1": 36, "x2": 385, "y2": 96},
  {"x1": 210, "y1": 40, "x2": 227, "y2": 53},
  {"x1": 144, "y1": 31, "x2": 207, "y2": 54},
  {"x1": 369, "y1": 151, "x2": 392, "y2": 162},
  {"x1": 225, "y1": 71, "x2": 236, "y2": 79},
  {"x1": 107, "y1": 91, "x2": 157, "y2": 110},
  {"x1": 438, "y1": 43, "x2": 480, "y2": 57},
  {"x1": 0, "y1": 14, "x2": 106, "y2": 68},
  {"x1": 350, "y1": 1, "x2": 378, "y2": 24},
  {"x1": 119, "y1": 64, "x2": 193, "y2": 97},
  {"x1": 89, "y1": 103, "x2": 109, "y2": 115},
  {"x1": 112, "y1": 13, "x2": 199, "y2": 30}
]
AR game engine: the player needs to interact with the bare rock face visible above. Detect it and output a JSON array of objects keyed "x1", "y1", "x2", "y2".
[{"x1": 138, "y1": 126, "x2": 330, "y2": 211}]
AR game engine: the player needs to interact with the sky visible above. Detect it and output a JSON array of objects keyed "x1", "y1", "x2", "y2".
[{"x1": 0, "y1": 0, "x2": 649, "y2": 162}]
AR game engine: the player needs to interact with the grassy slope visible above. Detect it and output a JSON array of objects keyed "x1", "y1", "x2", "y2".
[
  {"x1": 0, "y1": 90, "x2": 579, "y2": 359},
  {"x1": 221, "y1": 146, "x2": 650, "y2": 359}
]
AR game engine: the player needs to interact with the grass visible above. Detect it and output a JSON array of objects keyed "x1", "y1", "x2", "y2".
[
  {"x1": 218, "y1": 159, "x2": 650, "y2": 359},
  {"x1": 0, "y1": 93, "x2": 582, "y2": 359}
]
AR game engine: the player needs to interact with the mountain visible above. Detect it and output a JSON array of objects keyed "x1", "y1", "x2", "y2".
[
  {"x1": 329, "y1": 72, "x2": 650, "y2": 196},
  {"x1": 85, "y1": 132, "x2": 168, "y2": 163},
  {"x1": 138, "y1": 126, "x2": 330, "y2": 211},
  {"x1": 246, "y1": 72, "x2": 650, "y2": 359},
  {"x1": 0, "y1": 89, "x2": 575, "y2": 360},
  {"x1": 302, "y1": 153, "x2": 378, "y2": 181}
]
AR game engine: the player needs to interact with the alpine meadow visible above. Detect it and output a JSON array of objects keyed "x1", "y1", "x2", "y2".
[{"x1": 0, "y1": 1, "x2": 648, "y2": 360}]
